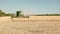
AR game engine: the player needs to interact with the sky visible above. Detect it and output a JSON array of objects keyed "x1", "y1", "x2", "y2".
[{"x1": 0, "y1": 0, "x2": 60, "y2": 15}]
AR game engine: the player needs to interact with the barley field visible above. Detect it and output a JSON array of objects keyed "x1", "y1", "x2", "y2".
[{"x1": 0, "y1": 16, "x2": 60, "y2": 34}]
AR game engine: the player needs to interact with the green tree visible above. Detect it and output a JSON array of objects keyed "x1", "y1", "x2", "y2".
[
  {"x1": 5, "y1": 13, "x2": 12, "y2": 16},
  {"x1": 0, "y1": 10, "x2": 6, "y2": 16}
]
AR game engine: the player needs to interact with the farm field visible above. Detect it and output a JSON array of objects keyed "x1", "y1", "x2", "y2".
[{"x1": 0, "y1": 16, "x2": 60, "y2": 34}]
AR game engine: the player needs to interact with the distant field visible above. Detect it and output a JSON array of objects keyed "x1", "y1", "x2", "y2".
[{"x1": 0, "y1": 16, "x2": 60, "y2": 34}]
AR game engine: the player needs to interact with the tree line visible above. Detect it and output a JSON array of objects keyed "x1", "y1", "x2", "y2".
[
  {"x1": 0, "y1": 10, "x2": 12, "y2": 17},
  {"x1": 0, "y1": 10, "x2": 25, "y2": 18},
  {"x1": 34, "y1": 14, "x2": 60, "y2": 16},
  {"x1": 0, "y1": 10, "x2": 60, "y2": 17}
]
